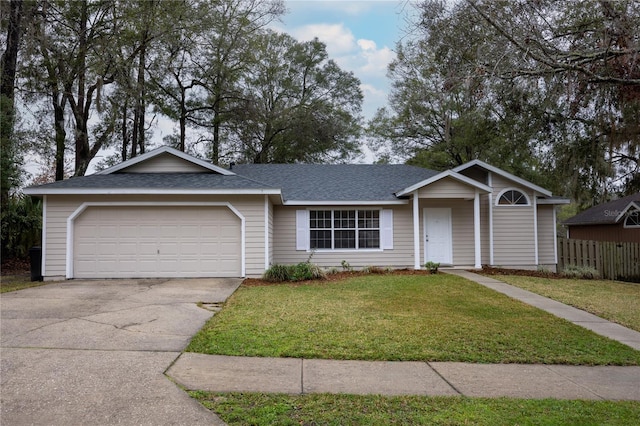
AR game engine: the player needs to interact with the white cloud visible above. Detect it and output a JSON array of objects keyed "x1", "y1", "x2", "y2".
[{"x1": 289, "y1": 23, "x2": 357, "y2": 56}]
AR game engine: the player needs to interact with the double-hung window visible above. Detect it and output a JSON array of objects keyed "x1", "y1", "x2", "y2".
[{"x1": 309, "y1": 210, "x2": 380, "y2": 250}]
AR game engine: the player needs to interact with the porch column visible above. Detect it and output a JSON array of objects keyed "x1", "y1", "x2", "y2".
[
  {"x1": 474, "y1": 189, "x2": 481, "y2": 268},
  {"x1": 413, "y1": 191, "x2": 420, "y2": 269}
]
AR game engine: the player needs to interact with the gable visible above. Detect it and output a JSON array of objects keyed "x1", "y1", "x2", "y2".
[
  {"x1": 118, "y1": 152, "x2": 212, "y2": 173},
  {"x1": 417, "y1": 177, "x2": 479, "y2": 199}
]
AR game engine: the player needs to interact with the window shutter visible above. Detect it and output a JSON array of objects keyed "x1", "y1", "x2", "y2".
[
  {"x1": 381, "y1": 209, "x2": 393, "y2": 250},
  {"x1": 296, "y1": 210, "x2": 309, "y2": 250}
]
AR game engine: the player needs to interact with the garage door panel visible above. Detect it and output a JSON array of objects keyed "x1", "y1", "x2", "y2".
[{"x1": 73, "y1": 206, "x2": 241, "y2": 278}]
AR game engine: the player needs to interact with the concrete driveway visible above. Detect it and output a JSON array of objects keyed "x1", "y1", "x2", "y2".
[{"x1": 0, "y1": 278, "x2": 242, "y2": 425}]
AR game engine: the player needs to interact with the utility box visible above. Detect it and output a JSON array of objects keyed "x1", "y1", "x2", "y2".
[{"x1": 29, "y1": 246, "x2": 43, "y2": 282}]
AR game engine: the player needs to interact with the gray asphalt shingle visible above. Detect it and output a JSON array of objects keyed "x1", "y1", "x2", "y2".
[{"x1": 564, "y1": 192, "x2": 640, "y2": 225}]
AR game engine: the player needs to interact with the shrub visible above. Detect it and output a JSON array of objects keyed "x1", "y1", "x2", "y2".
[
  {"x1": 341, "y1": 260, "x2": 353, "y2": 272},
  {"x1": 561, "y1": 264, "x2": 600, "y2": 279},
  {"x1": 263, "y1": 264, "x2": 291, "y2": 282},
  {"x1": 425, "y1": 261, "x2": 440, "y2": 273},
  {"x1": 1, "y1": 195, "x2": 42, "y2": 259},
  {"x1": 362, "y1": 265, "x2": 386, "y2": 274}
]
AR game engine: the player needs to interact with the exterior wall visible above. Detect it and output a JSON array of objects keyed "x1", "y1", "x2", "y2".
[
  {"x1": 272, "y1": 204, "x2": 415, "y2": 269},
  {"x1": 43, "y1": 194, "x2": 266, "y2": 278},
  {"x1": 491, "y1": 174, "x2": 536, "y2": 266},
  {"x1": 480, "y1": 193, "x2": 490, "y2": 265},
  {"x1": 568, "y1": 224, "x2": 640, "y2": 243},
  {"x1": 418, "y1": 199, "x2": 476, "y2": 266},
  {"x1": 537, "y1": 205, "x2": 556, "y2": 264},
  {"x1": 417, "y1": 177, "x2": 477, "y2": 199},
  {"x1": 122, "y1": 153, "x2": 211, "y2": 173}
]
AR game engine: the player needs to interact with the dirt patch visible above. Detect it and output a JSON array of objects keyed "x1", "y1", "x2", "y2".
[
  {"x1": 477, "y1": 266, "x2": 564, "y2": 279},
  {"x1": 243, "y1": 268, "x2": 434, "y2": 287},
  {"x1": 1, "y1": 257, "x2": 30, "y2": 276}
]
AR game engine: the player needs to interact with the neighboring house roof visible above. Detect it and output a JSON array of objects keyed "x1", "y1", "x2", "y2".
[
  {"x1": 22, "y1": 173, "x2": 279, "y2": 195},
  {"x1": 231, "y1": 163, "x2": 439, "y2": 203},
  {"x1": 564, "y1": 192, "x2": 640, "y2": 226}
]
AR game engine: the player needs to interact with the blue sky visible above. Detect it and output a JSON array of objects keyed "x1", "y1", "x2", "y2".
[{"x1": 272, "y1": 1, "x2": 413, "y2": 120}]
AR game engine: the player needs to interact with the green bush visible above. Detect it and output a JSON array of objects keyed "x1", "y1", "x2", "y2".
[
  {"x1": 1, "y1": 195, "x2": 42, "y2": 259},
  {"x1": 425, "y1": 261, "x2": 440, "y2": 273},
  {"x1": 562, "y1": 264, "x2": 599, "y2": 279},
  {"x1": 263, "y1": 262, "x2": 326, "y2": 282}
]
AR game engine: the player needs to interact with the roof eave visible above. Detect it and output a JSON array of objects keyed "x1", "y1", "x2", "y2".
[
  {"x1": 537, "y1": 198, "x2": 571, "y2": 205},
  {"x1": 282, "y1": 200, "x2": 408, "y2": 206},
  {"x1": 453, "y1": 159, "x2": 552, "y2": 197},
  {"x1": 22, "y1": 188, "x2": 281, "y2": 196}
]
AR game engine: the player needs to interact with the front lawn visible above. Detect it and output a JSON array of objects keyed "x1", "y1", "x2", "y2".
[
  {"x1": 492, "y1": 275, "x2": 640, "y2": 332},
  {"x1": 186, "y1": 274, "x2": 640, "y2": 365},
  {"x1": 0, "y1": 275, "x2": 49, "y2": 293},
  {"x1": 191, "y1": 392, "x2": 640, "y2": 426}
]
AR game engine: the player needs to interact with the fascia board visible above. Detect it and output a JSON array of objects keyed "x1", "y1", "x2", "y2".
[
  {"x1": 536, "y1": 198, "x2": 571, "y2": 205},
  {"x1": 396, "y1": 170, "x2": 492, "y2": 197},
  {"x1": 453, "y1": 159, "x2": 552, "y2": 197},
  {"x1": 282, "y1": 200, "x2": 408, "y2": 206},
  {"x1": 22, "y1": 188, "x2": 281, "y2": 196},
  {"x1": 95, "y1": 146, "x2": 235, "y2": 176}
]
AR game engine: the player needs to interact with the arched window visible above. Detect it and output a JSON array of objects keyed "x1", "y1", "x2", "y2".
[
  {"x1": 496, "y1": 189, "x2": 530, "y2": 206},
  {"x1": 624, "y1": 207, "x2": 640, "y2": 228}
]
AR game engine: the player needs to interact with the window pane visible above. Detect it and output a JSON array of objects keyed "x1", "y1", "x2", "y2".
[
  {"x1": 310, "y1": 210, "x2": 332, "y2": 229},
  {"x1": 499, "y1": 190, "x2": 528, "y2": 205},
  {"x1": 334, "y1": 210, "x2": 355, "y2": 228},
  {"x1": 358, "y1": 210, "x2": 379, "y2": 228},
  {"x1": 358, "y1": 230, "x2": 380, "y2": 248},
  {"x1": 334, "y1": 230, "x2": 356, "y2": 248},
  {"x1": 310, "y1": 230, "x2": 332, "y2": 249}
]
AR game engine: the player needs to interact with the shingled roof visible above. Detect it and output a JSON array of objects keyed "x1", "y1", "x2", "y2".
[
  {"x1": 232, "y1": 163, "x2": 439, "y2": 202},
  {"x1": 564, "y1": 192, "x2": 640, "y2": 226}
]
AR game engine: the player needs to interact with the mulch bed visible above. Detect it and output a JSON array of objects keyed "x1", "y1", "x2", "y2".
[
  {"x1": 243, "y1": 268, "x2": 434, "y2": 287},
  {"x1": 477, "y1": 266, "x2": 565, "y2": 279}
]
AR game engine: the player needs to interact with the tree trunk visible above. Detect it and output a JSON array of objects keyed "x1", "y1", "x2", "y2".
[
  {"x1": 1, "y1": 0, "x2": 23, "y2": 207},
  {"x1": 121, "y1": 101, "x2": 128, "y2": 162},
  {"x1": 53, "y1": 95, "x2": 66, "y2": 181},
  {"x1": 74, "y1": 0, "x2": 90, "y2": 176}
]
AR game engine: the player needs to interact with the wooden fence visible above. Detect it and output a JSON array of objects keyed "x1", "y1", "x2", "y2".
[{"x1": 557, "y1": 237, "x2": 640, "y2": 281}]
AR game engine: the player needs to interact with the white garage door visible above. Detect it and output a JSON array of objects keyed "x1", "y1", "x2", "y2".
[{"x1": 73, "y1": 206, "x2": 241, "y2": 278}]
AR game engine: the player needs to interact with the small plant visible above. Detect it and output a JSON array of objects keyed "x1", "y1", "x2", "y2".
[
  {"x1": 561, "y1": 264, "x2": 599, "y2": 279},
  {"x1": 341, "y1": 260, "x2": 353, "y2": 272},
  {"x1": 326, "y1": 267, "x2": 340, "y2": 275},
  {"x1": 425, "y1": 261, "x2": 440, "y2": 273},
  {"x1": 289, "y1": 262, "x2": 325, "y2": 281},
  {"x1": 263, "y1": 264, "x2": 291, "y2": 282},
  {"x1": 363, "y1": 265, "x2": 386, "y2": 274}
]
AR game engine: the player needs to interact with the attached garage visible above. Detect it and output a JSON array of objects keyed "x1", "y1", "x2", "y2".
[{"x1": 72, "y1": 205, "x2": 242, "y2": 278}]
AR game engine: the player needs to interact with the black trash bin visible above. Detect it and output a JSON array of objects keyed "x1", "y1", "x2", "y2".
[{"x1": 29, "y1": 246, "x2": 43, "y2": 282}]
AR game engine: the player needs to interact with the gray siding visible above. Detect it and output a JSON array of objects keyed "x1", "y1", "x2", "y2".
[
  {"x1": 43, "y1": 194, "x2": 266, "y2": 278},
  {"x1": 122, "y1": 153, "x2": 211, "y2": 173},
  {"x1": 417, "y1": 177, "x2": 477, "y2": 199},
  {"x1": 272, "y1": 205, "x2": 415, "y2": 269}
]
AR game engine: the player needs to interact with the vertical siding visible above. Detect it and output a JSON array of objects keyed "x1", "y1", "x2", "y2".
[
  {"x1": 537, "y1": 205, "x2": 556, "y2": 264},
  {"x1": 272, "y1": 204, "x2": 415, "y2": 269},
  {"x1": 42, "y1": 194, "x2": 266, "y2": 278},
  {"x1": 568, "y1": 224, "x2": 640, "y2": 243},
  {"x1": 480, "y1": 193, "x2": 490, "y2": 265},
  {"x1": 122, "y1": 153, "x2": 212, "y2": 173},
  {"x1": 491, "y1": 174, "x2": 536, "y2": 265}
]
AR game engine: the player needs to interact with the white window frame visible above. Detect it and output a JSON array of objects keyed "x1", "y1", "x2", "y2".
[
  {"x1": 495, "y1": 188, "x2": 531, "y2": 206},
  {"x1": 624, "y1": 207, "x2": 640, "y2": 228},
  {"x1": 297, "y1": 209, "x2": 393, "y2": 252},
  {"x1": 310, "y1": 209, "x2": 381, "y2": 251}
]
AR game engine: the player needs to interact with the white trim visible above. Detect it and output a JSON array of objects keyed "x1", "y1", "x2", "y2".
[
  {"x1": 396, "y1": 170, "x2": 492, "y2": 197},
  {"x1": 553, "y1": 206, "x2": 558, "y2": 265},
  {"x1": 616, "y1": 201, "x2": 640, "y2": 223},
  {"x1": 41, "y1": 195, "x2": 47, "y2": 276},
  {"x1": 423, "y1": 207, "x2": 453, "y2": 266},
  {"x1": 264, "y1": 195, "x2": 269, "y2": 270},
  {"x1": 23, "y1": 188, "x2": 281, "y2": 196},
  {"x1": 488, "y1": 173, "x2": 494, "y2": 266},
  {"x1": 296, "y1": 210, "x2": 310, "y2": 251},
  {"x1": 533, "y1": 193, "x2": 539, "y2": 265},
  {"x1": 413, "y1": 191, "x2": 420, "y2": 269},
  {"x1": 305, "y1": 208, "x2": 386, "y2": 251},
  {"x1": 65, "y1": 201, "x2": 246, "y2": 279},
  {"x1": 283, "y1": 200, "x2": 407, "y2": 206},
  {"x1": 452, "y1": 159, "x2": 552, "y2": 197},
  {"x1": 474, "y1": 189, "x2": 481, "y2": 268},
  {"x1": 495, "y1": 187, "x2": 531, "y2": 206},
  {"x1": 95, "y1": 146, "x2": 235, "y2": 176},
  {"x1": 381, "y1": 209, "x2": 394, "y2": 250}
]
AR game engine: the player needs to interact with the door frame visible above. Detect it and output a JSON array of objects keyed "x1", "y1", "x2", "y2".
[{"x1": 423, "y1": 207, "x2": 453, "y2": 265}]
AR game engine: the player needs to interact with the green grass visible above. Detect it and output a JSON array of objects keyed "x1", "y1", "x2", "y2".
[
  {"x1": 493, "y1": 275, "x2": 640, "y2": 332},
  {"x1": 191, "y1": 392, "x2": 640, "y2": 426},
  {"x1": 187, "y1": 274, "x2": 640, "y2": 365},
  {"x1": 0, "y1": 275, "x2": 50, "y2": 293}
]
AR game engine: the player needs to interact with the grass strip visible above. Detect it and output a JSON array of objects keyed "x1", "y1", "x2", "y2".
[{"x1": 191, "y1": 392, "x2": 640, "y2": 426}]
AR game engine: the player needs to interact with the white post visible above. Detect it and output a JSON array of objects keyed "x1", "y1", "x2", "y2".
[
  {"x1": 413, "y1": 191, "x2": 420, "y2": 269},
  {"x1": 474, "y1": 189, "x2": 481, "y2": 269},
  {"x1": 487, "y1": 172, "x2": 494, "y2": 266},
  {"x1": 264, "y1": 195, "x2": 269, "y2": 271},
  {"x1": 533, "y1": 192, "x2": 539, "y2": 265}
]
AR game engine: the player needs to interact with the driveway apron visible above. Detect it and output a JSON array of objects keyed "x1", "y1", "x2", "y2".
[{"x1": 0, "y1": 278, "x2": 241, "y2": 425}]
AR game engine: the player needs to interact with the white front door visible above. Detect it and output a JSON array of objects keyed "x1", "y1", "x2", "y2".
[{"x1": 424, "y1": 208, "x2": 453, "y2": 265}]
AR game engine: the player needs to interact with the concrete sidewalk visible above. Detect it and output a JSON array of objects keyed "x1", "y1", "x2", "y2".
[
  {"x1": 445, "y1": 270, "x2": 640, "y2": 351},
  {"x1": 167, "y1": 354, "x2": 640, "y2": 400},
  {"x1": 167, "y1": 270, "x2": 640, "y2": 401}
]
